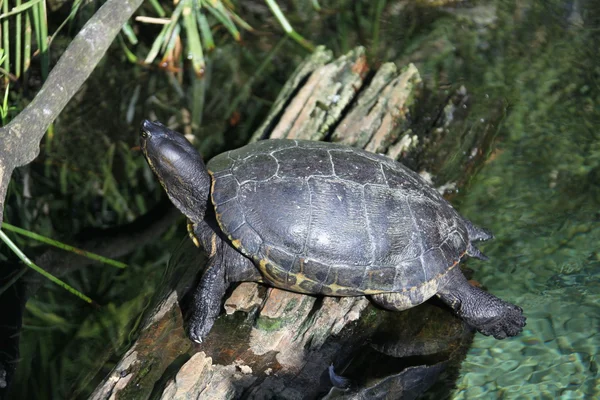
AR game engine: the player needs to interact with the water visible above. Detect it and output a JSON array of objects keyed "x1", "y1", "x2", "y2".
[
  {"x1": 397, "y1": 1, "x2": 600, "y2": 397},
  {"x1": 447, "y1": 13, "x2": 600, "y2": 393},
  {"x1": 450, "y1": 102, "x2": 600, "y2": 396}
]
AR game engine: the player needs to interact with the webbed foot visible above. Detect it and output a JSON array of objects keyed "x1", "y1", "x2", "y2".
[
  {"x1": 465, "y1": 301, "x2": 526, "y2": 339},
  {"x1": 437, "y1": 267, "x2": 526, "y2": 339}
]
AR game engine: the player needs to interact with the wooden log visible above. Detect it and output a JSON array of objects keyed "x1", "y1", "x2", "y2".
[{"x1": 89, "y1": 46, "x2": 503, "y2": 400}]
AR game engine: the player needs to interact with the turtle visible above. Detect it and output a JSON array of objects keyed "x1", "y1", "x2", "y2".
[{"x1": 140, "y1": 120, "x2": 526, "y2": 343}]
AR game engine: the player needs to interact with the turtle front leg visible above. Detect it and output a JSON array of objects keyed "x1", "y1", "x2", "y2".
[
  {"x1": 188, "y1": 252, "x2": 229, "y2": 343},
  {"x1": 187, "y1": 230, "x2": 262, "y2": 343},
  {"x1": 436, "y1": 267, "x2": 526, "y2": 339}
]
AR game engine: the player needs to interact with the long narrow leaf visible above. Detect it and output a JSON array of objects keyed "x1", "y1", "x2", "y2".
[
  {"x1": 15, "y1": 0, "x2": 22, "y2": 77},
  {"x1": 121, "y1": 21, "x2": 138, "y2": 45},
  {"x1": 144, "y1": 23, "x2": 169, "y2": 64},
  {"x1": 1, "y1": 0, "x2": 9, "y2": 79},
  {"x1": 2, "y1": 223, "x2": 129, "y2": 269},
  {"x1": 226, "y1": 8, "x2": 254, "y2": 32},
  {"x1": 196, "y1": 11, "x2": 214, "y2": 51},
  {"x1": 160, "y1": 1, "x2": 185, "y2": 54},
  {"x1": 23, "y1": 6, "x2": 31, "y2": 72},
  {"x1": 162, "y1": 23, "x2": 181, "y2": 65},
  {"x1": 148, "y1": 0, "x2": 166, "y2": 18},
  {"x1": 264, "y1": 0, "x2": 292, "y2": 33},
  {"x1": 48, "y1": 0, "x2": 82, "y2": 48},
  {"x1": 118, "y1": 35, "x2": 138, "y2": 63},
  {"x1": 182, "y1": 0, "x2": 204, "y2": 76},
  {"x1": 205, "y1": 1, "x2": 240, "y2": 41},
  {"x1": 0, "y1": 0, "x2": 43, "y2": 20},
  {"x1": 0, "y1": 230, "x2": 96, "y2": 305},
  {"x1": 37, "y1": 0, "x2": 49, "y2": 79},
  {"x1": 264, "y1": 0, "x2": 314, "y2": 51}
]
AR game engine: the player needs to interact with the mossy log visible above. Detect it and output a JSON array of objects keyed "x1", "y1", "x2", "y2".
[{"x1": 89, "y1": 47, "x2": 503, "y2": 400}]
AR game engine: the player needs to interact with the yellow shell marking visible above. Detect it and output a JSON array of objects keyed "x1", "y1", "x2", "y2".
[
  {"x1": 209, "y1": 234, "x2": 218, "y2": 257},
  {"x1": 186, "y1": 221, "x2": 201, "y2": 248}
]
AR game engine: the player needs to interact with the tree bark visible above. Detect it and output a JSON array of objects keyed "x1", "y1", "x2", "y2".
[
  {"x1": 0, "y1": 0, "x2": 145, "y2": 225},
  {"x1": 89, "y1": 47, "x2": 504, "y2": 400}
]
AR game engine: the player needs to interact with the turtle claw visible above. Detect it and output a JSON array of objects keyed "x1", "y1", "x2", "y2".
[
  {"x1": 189, "y1": 332, "x2": 204, "y2": 344},
  {"x1": 187, "y1": 308, "x2": 216, "y2": 344},
  {"x1": 187, "y1": 320, "x2": 206, "y2": 344}
]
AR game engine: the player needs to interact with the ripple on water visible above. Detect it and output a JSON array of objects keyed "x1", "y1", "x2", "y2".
[
  {"x1": 452, "y1": 261, "x2": 600, "y2": 399},
  {"x1": 495, "y1": 364, "x2": 535, "y2": 387}
]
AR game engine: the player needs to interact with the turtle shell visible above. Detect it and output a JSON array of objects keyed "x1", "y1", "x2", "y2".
[{"x1": 206, "y1": 139, "x2": 470, "y2": 296}]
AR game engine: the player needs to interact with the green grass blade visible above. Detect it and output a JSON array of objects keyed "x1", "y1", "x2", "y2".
[
  {"x1": 162, "y1": 22, "x2": 181, "y2": 65},
  {"x1": 182, "y1": 0, "x2": 204, "y2": 76},
  {"x1": 148, "y1": 0, "x2": 166, "y2": 18},
  {"x1": 48, "y1": 0, "x2": 81, "y2": 48},
  {"x1": 227, "y1": 35, "x2": 287, "y2": 116},
  {"x1": 1, "y1": 0, "x2": 9, "y2": 81},
  {"x1": 160, "y1": 1, "x2": 185, "y2": 54},
  {"x1": 191, "y1": 71, "x2": 206, "y2": 129},
  {"x1": 226, "y1": 8, "x2": 254, "y2": 32},
  {"x1": 0, "y1": 0, "x2": 43, "y2": 20},
  {"x1": 36, "y1": 0, "x2": 49, "y2": 79},
  {"x1": 15, "y1": 0, "x2": 22, "y2": 78},
  {"x1": 264, "y1": 0, "x2": 314, "y2": 52},
  {"x1": 1, "y1": 83, "x2": 10, "y2": 124},
  {"x1": 118, "y1": 34, "x2": 138, "y2": 63},
  {"x1": 371, "y1": 0, "x2": 386, "y2": 60},
  {"x1": 196, "y1": 11, "x2": 214, "y2": 51},
  {"x1": 0, "y1": 230, "x2": 96, "y2": 305},
  {"x1": 2, "y1": 223, "x2": 128, "y2": 269},
  {"x1": 144, "y1": 23, "x2": 169, "y2": 64},
  {"x1": 121, "y1": 21, "x2": 138, "y2": 45},
  {"x1": 23, "y1": 6, "x2": 31, "y2": 72},
  {"x1": 205, "y1": 1, "x2": 240, "y2": 41}
]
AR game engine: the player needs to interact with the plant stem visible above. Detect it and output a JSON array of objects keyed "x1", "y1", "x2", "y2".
[
  {"x1": 2, "y1": 222, "x2": 128, "y2": 269},
  {"x1": 0, "y1": 229, "x2": 96, "y2": 305}
]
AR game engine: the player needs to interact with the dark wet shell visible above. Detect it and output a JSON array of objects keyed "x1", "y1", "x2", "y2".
[{"x1": 206, "y1": 139, "x2": 469, "y2": 296}]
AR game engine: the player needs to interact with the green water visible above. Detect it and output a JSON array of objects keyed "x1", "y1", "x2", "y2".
[
  {"x1": 443, "y1": 2, "x2": 600, "y2": 397},
  {"x1": 453, "y1": 131, "x2": 599, "y2": 398}
]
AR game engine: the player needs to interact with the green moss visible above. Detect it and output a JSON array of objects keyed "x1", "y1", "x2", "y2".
[{"x1": 256, "y1": 316, "x2": 284, "y2": 332}]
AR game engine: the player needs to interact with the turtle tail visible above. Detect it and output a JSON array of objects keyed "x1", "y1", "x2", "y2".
[
  {"x1": 464, "y1": 219, "x2": 493, "y2": 260},
  {"x1": 464, "y1": 219, "x2": 494, "y2": 242},
  {"x1": 467, "y1": 243, "x2": 489, "y2": 260}
]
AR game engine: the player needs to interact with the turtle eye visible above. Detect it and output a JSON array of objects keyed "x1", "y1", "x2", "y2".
[{"x1": 141, "y1": 130, "x2": 149, "y2": 139}]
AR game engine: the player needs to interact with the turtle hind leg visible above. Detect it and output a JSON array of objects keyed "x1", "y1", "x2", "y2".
[{"x1": 436, "y1": 267, "x2": 526, "y2": 339}]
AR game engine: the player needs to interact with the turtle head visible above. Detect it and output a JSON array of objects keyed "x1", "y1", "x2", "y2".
[{"x1": 140, "y1": 119, "x2": 211, "y2": 224}]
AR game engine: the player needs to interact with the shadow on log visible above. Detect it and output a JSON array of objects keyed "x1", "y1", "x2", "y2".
[{"x1": 90, "y1": 46, "x2": 504, "y2": 400}]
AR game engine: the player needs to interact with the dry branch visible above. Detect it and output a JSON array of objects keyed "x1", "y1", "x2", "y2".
[{"x1": 0, "y1": 0, "x2": 145, "y2": 224}]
